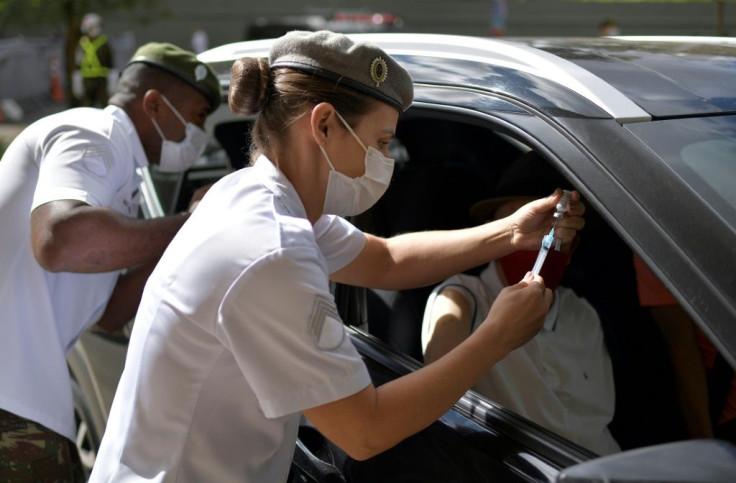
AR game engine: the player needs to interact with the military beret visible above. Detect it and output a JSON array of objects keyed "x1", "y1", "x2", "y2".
[
  {"x1": 269, "y1": 30, "x2": 413, "y2": 112},
  {"x1": 126, "y1": 42, "x2": 221, "y2": 112}
]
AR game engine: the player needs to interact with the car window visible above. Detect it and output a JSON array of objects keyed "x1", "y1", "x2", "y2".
[
  {"x1": 347, "y1": 110, "x2": 716, "y2": 457},
  {"x1": 626, "y1": 116, "x2": 736, "y2": 230},
  {"x1": 348, "y1": 112, "x2": 624, "y2": 455}
]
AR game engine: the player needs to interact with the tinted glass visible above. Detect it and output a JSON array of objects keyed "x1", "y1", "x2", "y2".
[
  {"x1": 354, "y1": 113, "x2": 642, "y2": 456},
  {"x1": 626, "y1": 115, "x2": 736, "y2": 229},
  {"x1": 526, "y1": 39, "x2": 736, "y2": 117}
]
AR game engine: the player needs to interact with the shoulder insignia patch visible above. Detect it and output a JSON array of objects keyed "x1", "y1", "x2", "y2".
[{"x1": 308, "y1": 295, "x2": 345, "y2": 351}]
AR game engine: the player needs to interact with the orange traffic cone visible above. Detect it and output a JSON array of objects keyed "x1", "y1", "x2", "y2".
[{"x1": 49, "y1": 54, "x2": 65, "y2": 102}]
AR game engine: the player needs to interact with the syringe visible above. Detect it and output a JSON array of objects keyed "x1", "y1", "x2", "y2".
[
  {"x1": 530, "y1": 190, "x2": 573, "y2": 276},
  {"x1": 531, "y1": 229, "x2": 555, "y2": 276}
]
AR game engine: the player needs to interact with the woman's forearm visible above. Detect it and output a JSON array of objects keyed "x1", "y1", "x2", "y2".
[{"x1": 334, "y1": 220, "x2": 513, "y2": 290}]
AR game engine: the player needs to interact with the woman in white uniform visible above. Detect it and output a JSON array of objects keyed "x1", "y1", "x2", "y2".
[{"x1": 91, "y1": 30, "x2": 585, "y2": 482}]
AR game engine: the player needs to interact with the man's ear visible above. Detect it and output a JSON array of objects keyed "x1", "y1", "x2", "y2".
[
  {"x1": 310, "y1": 102, "x2": 335, "y2": 146},
  {"x1": 141, "y1": 89, "x2": 163, "y2": 118}
]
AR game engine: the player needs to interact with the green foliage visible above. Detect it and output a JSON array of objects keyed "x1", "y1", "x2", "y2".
[
  {"x1": 531, "y1": 0, "x2": 734, "y2": 2},
  {"x1": 0, "y1": 0, "x2": 163, "y2": 31}
]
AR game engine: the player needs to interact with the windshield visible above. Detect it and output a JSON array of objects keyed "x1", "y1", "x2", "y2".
[{"x1": 626, "y1": 115, "x2": 736, "y2": 230}]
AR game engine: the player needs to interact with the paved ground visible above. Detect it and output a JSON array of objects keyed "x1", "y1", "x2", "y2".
[
  {"x1": 0, "y1": 97, "x2": 67, "y2": 148},
  {"x1": 0, "y1": 123, "x2": 26, "y2": 147}
]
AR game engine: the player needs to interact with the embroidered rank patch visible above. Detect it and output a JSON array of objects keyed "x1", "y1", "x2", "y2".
[
  {"x1": 308, "y1": 295, "x2": 345, "y2": 351},
  {"x1": 81, "y1": 145, "x2": 111, "y2": 176}
]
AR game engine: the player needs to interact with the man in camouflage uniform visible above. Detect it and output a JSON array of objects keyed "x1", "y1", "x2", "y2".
[
  {"x1": 0, "y1": 409, "x2": 84, "y2": 481},
  {"x1": 0, "y1": 42, "x2": 221, "y2": 479}
]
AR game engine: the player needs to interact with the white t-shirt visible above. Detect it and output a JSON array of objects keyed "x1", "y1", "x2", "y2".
[
  {"x1": 422, "y1": 262, "x2": 620, "y2": 455},
  {"x1": 0, "y1": 106, "x2": 147, "y2": 440},
  {"x1": 91, "y1": 156, "x2": 371, "y2": 483}
]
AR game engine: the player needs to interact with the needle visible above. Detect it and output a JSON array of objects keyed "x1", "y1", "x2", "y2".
[{"x1": 531, "y1": 229, "x2": 555, "y2": 276}]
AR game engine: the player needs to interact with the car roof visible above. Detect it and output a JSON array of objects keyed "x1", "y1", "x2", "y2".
[
  {"x1": 514, "y1": 36, "x2": 736, "y2": 119},
  {"x1": 200, "y1": 33, "x2": 736, "y2": 359},
  {"x1": 199, "y1": 33, "x2": 736, "y2": 124}
]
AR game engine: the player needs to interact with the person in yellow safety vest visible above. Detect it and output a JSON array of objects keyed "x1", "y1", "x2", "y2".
[{"x1": 78, "y1": 13, "x2": 113, "y2": 107}]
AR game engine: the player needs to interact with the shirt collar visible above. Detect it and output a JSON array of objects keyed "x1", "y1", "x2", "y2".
[
  {"x1": 253, "y1": 155, "x2": 309, "y2": 220},
  {"x1": 104, "y1": 105, "x2": 148, "y2": 168},
  {"x1": 482, "y1": 260, "x2": 560, "y2": 332}
]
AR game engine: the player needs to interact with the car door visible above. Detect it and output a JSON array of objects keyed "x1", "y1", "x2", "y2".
[
  {"x1": 328, "y1": 90, "x2": 620, "y2": 479},
  {"x1": 67, "y1": 53, "x2": 735, "y2": 481},
  {"x1": 331, "y1": 81, "x2": 730, "y2": 478}
]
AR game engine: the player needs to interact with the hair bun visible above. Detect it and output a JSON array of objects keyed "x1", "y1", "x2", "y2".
[{"x1": 228, "y1": 57, "x2": 271, "y2": 117}]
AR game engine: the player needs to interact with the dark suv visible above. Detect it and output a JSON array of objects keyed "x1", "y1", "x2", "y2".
[{"x1": 69, "y1": 33, "x2": 736, "y2": 481}]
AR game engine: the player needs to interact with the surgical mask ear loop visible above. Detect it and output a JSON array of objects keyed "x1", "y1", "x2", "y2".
[
  {"x1": 319, "y1": 110, "x2": 365, "y2": 171},
  {"x1": 319, "y1": 144, "x2": 337, "y2": 170},
  {"x1": 334, "y1": 111, "x2": 368, "y2": 152},
  {"x1": 150, "y1": 116, "x2": 166, "y2": 140},
  {"x1": 159, "y1": 94, "x2": 188, "y2": 127},
  {"x1": 150, "y1": 94, "x2": 186, "y2": 142}
]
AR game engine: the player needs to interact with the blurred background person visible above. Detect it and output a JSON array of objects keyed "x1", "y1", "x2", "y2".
[
  {"x1": 490, "y1": 0, "x2": 507, "y2": 37},
  {"x1": 191, "y1": 26, "x2": 209, "y2": 54},
  {"x1": 599, "y1": 17, "x2": 621, "y2": 36},
  {"x1": 77, "y1": 12, "x2": 113, "y2": 107}
]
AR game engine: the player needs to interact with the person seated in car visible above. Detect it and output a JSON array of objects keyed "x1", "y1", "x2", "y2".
[
  {"x1": 634, "y1": 254, "x2": 736, "y2": 443},
  {"x1": 422, "y1": 151, "x2": 620, "y2": 456}
]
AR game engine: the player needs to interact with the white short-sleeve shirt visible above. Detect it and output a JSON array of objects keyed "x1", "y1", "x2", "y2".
[
  {"x1": 0, "y1": 106, "x2": 147, "y2": 440},
  {"x1": 422, "y1": 261, "x2": 620, "y2": 456},
  {"x1": 91, "y1": 156, "x2": 371, "y2": 483}
]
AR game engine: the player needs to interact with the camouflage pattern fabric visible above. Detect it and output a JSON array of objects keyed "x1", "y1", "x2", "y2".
[{"x1": 0, "y1": 408, "x2": 84, "y2": 482}]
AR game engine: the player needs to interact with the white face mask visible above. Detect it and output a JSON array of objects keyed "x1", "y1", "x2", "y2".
[
  {"x1": 319, "y1": 111, "x2": 395, "y2": 216},
  {"x1": 150, "y1": 94, "x2": 208, "y2": 173}
]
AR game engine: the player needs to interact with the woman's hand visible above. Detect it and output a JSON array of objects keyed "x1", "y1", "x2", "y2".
[
  {"x1": 476, "y1": 272, "x2": 552, "y2": 355},
  {"x1": 505, "y1": 189, "x2": 585, "y2": 252}
]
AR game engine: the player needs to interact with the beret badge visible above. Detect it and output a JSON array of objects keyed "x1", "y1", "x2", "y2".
[
  {"x1": 194, "y1": 64, "x2": 208, "y2": 82},
  {"x1": 369, "y1": 57, "x2": 388, "y2": 88}
]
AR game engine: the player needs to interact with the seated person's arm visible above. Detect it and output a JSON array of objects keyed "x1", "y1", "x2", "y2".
[{"x1": 423, "y1": 287, "x2": 474, "y2": 364}]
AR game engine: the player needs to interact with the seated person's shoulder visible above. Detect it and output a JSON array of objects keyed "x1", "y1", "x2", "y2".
[{"x1": 554, "y1": 286, "x2": 602, "y2": 327}]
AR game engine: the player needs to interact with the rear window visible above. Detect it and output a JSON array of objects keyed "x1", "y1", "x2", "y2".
[{"x1": 627, "y1": 115, "x2": 736, "y2": 229}]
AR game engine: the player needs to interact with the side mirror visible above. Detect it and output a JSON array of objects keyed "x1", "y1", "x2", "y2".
[{"x1": 557, "y1": 440, "x2": 736, "y2": 482}]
